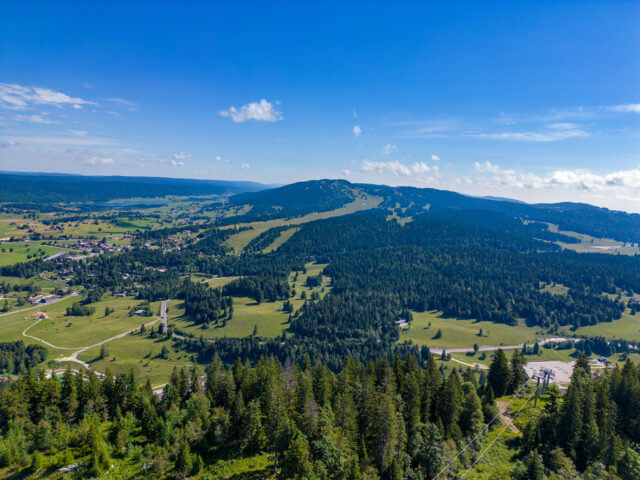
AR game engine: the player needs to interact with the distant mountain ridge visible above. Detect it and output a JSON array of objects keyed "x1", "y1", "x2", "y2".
[
  {"x1": 0, "y1": 172, "x2": 268, "y2": 203},
  {"x1": 1, "y1": 173, "x2": 638, "y2": 244},
  {"x1": 228, "y1": 179, "x2": 640, "y2": 244}
]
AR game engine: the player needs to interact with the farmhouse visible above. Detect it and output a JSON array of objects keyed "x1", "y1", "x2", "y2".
[
  {"x1": 31, "y1": 311, "x2": 49, "y2": 320},
  {"x1": 395, "y1": 318, "x2": 409, "y2": 329}
]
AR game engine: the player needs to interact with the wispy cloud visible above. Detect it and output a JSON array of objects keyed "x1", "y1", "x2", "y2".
[
  {"x1": 170, "y1": 159, "x2": 184, "y2": 166},
  {"x1": 469, "y1": 122, "x2": 589, "y2": 142},
  {"x1": 69, "y1": 129, "x2": 88, "y2": 136},
  {"x1": 241, "y1": 163, "x2": 251, "y2": 169},
  {"x1": 14, "y1": 114, "x2": 58, "y2": 124},
  {"x1": 220, "y1": 99, "x2": 282, "y2": 123},
  {"x1": 607, "y1": 103, "x2": 640, "y2": 113},
  {"x1": 0, "y1": 83, "x2": 96, "y2": 110},
  {"x1": 353, "y1": 125, "x2": 362, "y2": 137},
  {"x1": 173, "y1": 152, "x2": 191, "y2": 160},
  {"x1": 2, "y1": 136, "x2": 113, "y2": 146},
  {"x1": 215, "y1": 155, "x2": 230, "y2": 163},
  {"x1": 431, "y1": 154, "x2": 440, "y2": 161}
]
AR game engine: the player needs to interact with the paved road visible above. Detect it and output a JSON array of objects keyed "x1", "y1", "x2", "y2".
[
  {"x1": 427, "y1": 337, "x2": 575, "y2": 355},
  {"x1": 0, "y1": 291, "x2": 79, "y2": 318}
]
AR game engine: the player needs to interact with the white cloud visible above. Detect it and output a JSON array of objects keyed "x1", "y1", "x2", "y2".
[
  {"x1": 0, "y1": 141, "x2": 17, "y2": 148},
  {"x1": 69, "y1": 129, "x2": 88, "y2": 136},
  {"x1": 607, "y1": 103, "x2": 640, "y2": 113},
  {"x1": 215, "y1": 155, "x2": 230, "y2": 163},
  {"x1": 411, "y1": 162, "x2": 432, "y2": 174},
  {"x1": 219, "y1": 99, "x2": 282, "y2": 123},
  {"x1": 14, "y1": 114, "x2": 58, "y2": 124},
  {"x1": 472, "y1": 162, "x2": 640, "y2": 195},
  {"x1": 353, "y1": 125, "x2": 362, "y2": 137},
  {"x1": 2, "y1": 136, "x2": 112, "y2": 146},
  {"x1": 470, "y1": 124, "x2": 589, "y2": 142},
  {"x1": 173, "y1": 152, "x2": 191, "y2": 160},
  {"x1": 0, "y1": 83, "x2": 96, "y2": 110},
  {"x1": 170, "y1": 159, "x2": 184, "y2": 166},
  {"x1": 360, "y1": 159, "x2": 435, "y2": 177},
  {"x1": 381, "y1": 143, "x2": 397, "y2": 155},
  {"x1": 431, "y1": 154, "x2": 440, "y2": 161},
  {"x1": 84, "y1": 156, "x2": 113, "y2": 166},
  {"x1": 241, "y1": 163, "x2": 251, "y2": 169},
  {"x1": 474, "y1": 161, "x2": 501, "y2": 174},
  {"x1": 342, "y1": 169, "x2": 351, "y2": 176}
]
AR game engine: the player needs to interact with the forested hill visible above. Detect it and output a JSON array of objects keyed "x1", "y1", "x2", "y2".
[
  {"x1": 0, "y1": 172, "x2": 268, "y2": 203},
  {"x1": 228, "y1": 179, "x2": 640, "y2": 243}
]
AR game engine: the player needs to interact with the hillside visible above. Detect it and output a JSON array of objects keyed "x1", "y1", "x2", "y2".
[
  {"x1": 228, "y1": 179, "x2": 640, "y2": 243},
  {"x1": 0, "y1": 172, "x2": 268, "y2": 203}
]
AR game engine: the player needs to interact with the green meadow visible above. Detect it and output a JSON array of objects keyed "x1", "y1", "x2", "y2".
[
  {"x1": 27, "y1": 295, "x2": 160, "y2": 348},
  {"x1": 170, "y1": 262, "x2": 331, "y2": 340},
  {"x1": 0, "y1": 242, "x2": 65, "y2": 266},
  {"x1": 76, "y1": 331, "x2": 196, "y2": 386},
  {"x1": 400, "y1": 310, "x2": 542, "y2": 348}
]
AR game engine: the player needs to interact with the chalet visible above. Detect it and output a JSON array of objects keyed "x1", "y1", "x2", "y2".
[
  {"x1": 31, "y1": 311, "x2": 48, "y2": 320},
  {"x1": 395, "y1": 319, "x2": 409, "y2": 329},
  {"x1": 134, "y1": 309, "x2": 146, "y2": 316}
]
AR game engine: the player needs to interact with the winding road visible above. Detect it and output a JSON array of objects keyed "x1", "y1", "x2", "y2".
[{"x1": 24, "y1": 300, "x2": 169, "y2": 371}]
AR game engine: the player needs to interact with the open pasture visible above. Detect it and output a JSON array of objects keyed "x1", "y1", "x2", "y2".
[
  {"x1": 76, "y1": 331, "x2": 196, "y2": 386},
  {"x1": 26, "y1": 295, "x2": 160, "y2": 349},
  {"x1": 0, "y1": 242, "x2": 65, "y2": 266},
  {"x1": 400, "y1": 310, "x2": 542, "y2": 348}
]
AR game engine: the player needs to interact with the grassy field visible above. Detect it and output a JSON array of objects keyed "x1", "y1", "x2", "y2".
[
  {"x1": 545, "y1": 223, "x2": 640, "y2": 255},
  {"x1": 172, "y1": 262, "x2": 331, "y2": 340},
  {"x1": 27, "y1": 295, "x2": 160, "y2": 348},
  {"x1": 539, "y1": 282, "x2": 569, "y2": 296},
  {"x1": 573, "y1": 309, "x2": 640, "y2": 341},
  {"x1": 0, "y1": 242, "x2": 65, "y2": 266},
  {"x1": 263, "y1": 227, "x2": 299, "y2": 253},
  {"x1": 76, "y1": 330, "x2": 197, "y2": 386},
  {"x1": 171, "y1": 296, "x2": 290, "y2": 339},
  {"x1": 400, "y1": 310, "x2": 543, "y2": 348},
  {"x1": 0, "y1": 214, "x2": 24, "y2": 238},
  {"x1": 225, "y1": 194, "x2": 381, "y2": 251},
  {"x1": 32, "y1": 217, "x2": 159, "y2": 237},
  {"x1": 448, "y1": 346, "x2": 577, "y2": 368}
]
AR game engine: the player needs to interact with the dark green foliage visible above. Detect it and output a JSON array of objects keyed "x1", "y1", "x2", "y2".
[
  {"x1": 0, "y1": 172, "x2": 265, "y2": 203},
  {"x1": 0, "y1": 341, "x2": 47, "y2": 374},
  {"x1": 66, "y1": 302, "x2": 95, "y2": 316},
  {"x1": 181, "y1": 280, "x2": 232, "y2": 324}
]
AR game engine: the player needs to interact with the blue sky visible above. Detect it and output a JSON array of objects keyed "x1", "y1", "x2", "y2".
[{"x1": 1, "y1": 1, "x2": 639, "y2": 210}]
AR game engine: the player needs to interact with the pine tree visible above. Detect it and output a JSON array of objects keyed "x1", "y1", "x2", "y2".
[{"x1": 487, "y1": 349, "x2": 510, "y2": 397}]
